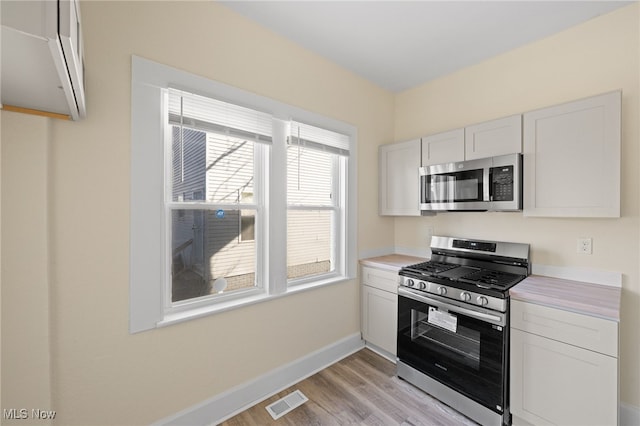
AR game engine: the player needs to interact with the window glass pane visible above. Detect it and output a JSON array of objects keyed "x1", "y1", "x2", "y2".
[
  {"x1": 287, "y1": 210, "x2": 333, "y2": 280},
  {"x1": 239, "y1": 192, "x2": 255, "y2": 242},
  {"x1": 287, "y1": 146, "x2": 333, "y2": 206},
  {"x1": 171, "y1": 209, "x2": 256, "y2": 302},
  {"x1": 206, "y1": 134, "x2": 255, "y2": 204},
  {"x1": 240, "y1": 209, "x2": 255, "y2": 242},
  {"x1": 170, "y1": 127, "x2": 255, "y2": 204},
  {"x1": 171, "y1": 127, "x2": 206, "y2": 202}
]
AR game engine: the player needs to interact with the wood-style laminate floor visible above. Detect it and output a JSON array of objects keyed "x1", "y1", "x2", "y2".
[{"x1": 219, "y1": 348, "x2": 479, "y2": 426}]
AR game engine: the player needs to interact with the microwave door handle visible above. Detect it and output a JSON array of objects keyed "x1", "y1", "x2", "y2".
[
  {"x1": 418, "y1": 168, "x2": 423, "y2": 211},
  {"x1": 419, "y1": 168, "x2": 429, "y2": 211},
  {"x1": 484, "y1": 168, "x2": 491, "y2": 202}
]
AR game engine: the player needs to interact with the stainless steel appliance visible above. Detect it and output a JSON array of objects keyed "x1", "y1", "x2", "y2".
[
  {"x1": 397, "y1": 236, "x2": 530, "y2": 426},
  {"x1": 420, "y1": 153, "x2": 522, "y2": 212}
]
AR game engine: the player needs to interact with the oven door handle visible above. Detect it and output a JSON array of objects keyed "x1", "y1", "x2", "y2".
[{"x1": 398, "y1": 287, "x2": 505, "y2": 326}]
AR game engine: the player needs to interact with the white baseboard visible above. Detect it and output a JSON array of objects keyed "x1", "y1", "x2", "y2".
[
  {"x1": 620, "y1": 401, "x2": 640, "y2": 426},
  {"x1": 363, "y1": 342, "x2": 397, "y2": 364},
  {"x1": 153, "y1": 333, "x2": 364, "y2": 426}
]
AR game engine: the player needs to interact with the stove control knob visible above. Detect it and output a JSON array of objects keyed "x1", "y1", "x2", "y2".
[
  {"x1": 418, "y1": 281, "x2": 427, "y2": 290},
  {"x1": 476, "y1": 296, "x2": 489, "y2": 306},
  {"x1": 460, "y1": 292, "x2": 471, "y2": 302},
  {"x1": 406, "y1": 279, "x2": 415, "y2": 287},
  {"x1": 437, "y1": 286, "x2": 447, "y2": 296}
]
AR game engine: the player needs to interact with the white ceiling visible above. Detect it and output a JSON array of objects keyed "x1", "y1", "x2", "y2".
[{"x1": 221, "y1": 1, "x2": 633, "y2": 92}]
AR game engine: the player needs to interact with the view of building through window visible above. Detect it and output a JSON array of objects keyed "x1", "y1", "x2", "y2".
[
  {"x1": 286, "y1": 144, "x2": 335, "y2": 280},
  {"x1": 168, "y1": 91, "x2": 347, "y2": 303},
  {"x1": 170, "y1": 129, "x2": 258, "y2": 302}
]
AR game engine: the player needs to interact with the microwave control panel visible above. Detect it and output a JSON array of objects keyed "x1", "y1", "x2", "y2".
[{"x1": 491, "y1": 166, "x2": 514, "y2": 201}]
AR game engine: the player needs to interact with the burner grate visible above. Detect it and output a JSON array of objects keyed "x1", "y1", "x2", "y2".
[
  {"x1": 459, "y1": 270, "x2": 525, "y2": 289},
  {"x1": 404, "y1": 261, "x2": 458, "y2": 275}
]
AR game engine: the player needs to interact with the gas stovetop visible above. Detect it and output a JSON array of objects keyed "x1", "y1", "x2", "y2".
[
  {"x1": 398, "y1": 236, "x2": 530, "y2": 312},
  {"x1": 402, "y1": 261, "x2": 526, "y2": 291}
]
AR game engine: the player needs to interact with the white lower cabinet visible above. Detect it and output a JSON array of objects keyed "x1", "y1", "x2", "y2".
[
  {"x1": 361, "y1": 266, "x2": 398, "y2": 356},
  {"x1": 510, "y1": 300, "x2": 618, "y2": 426}
]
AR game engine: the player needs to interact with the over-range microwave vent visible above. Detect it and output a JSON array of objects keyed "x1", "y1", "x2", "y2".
[
  {"x1": 419, "y1": 153, "x2": 523, "y2": 212},
  {"x1": 1, "y1": 0, "x2": 86, "y2": 120}
]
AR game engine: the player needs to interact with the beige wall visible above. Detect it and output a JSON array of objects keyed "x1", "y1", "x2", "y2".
[
  {"x1": 394, "y1": 4, "x2": 639, "y2": 409},
  {"x1": 3, "y1": 1, "x2": 639, "y2": 424},
  {"x1": 1, "y1": 112, "x2": 53, "y2": 423},
  {"x1": 1, "y1": 1, "x2": 394, "y2": 425}
]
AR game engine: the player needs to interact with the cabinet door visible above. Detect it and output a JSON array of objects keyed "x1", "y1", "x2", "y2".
[
  {"x1": 421, "y1": 128, "x2": 464, "y2": 166},
  {"x1": 465, "y1": 114, "x2": 522, "y2": 160},
  {"x1": 523, "y1": 91, "x2": 621, "y2": 217},
  {"x1": 362, "y1": 285, "x2": 397, "y2": 356},
  {"x1": 379, "y1": 139, "x2": 421, "y2": 216},
  {"x1": 510, "y1": 329, "x2": 618, "y2": 426}
]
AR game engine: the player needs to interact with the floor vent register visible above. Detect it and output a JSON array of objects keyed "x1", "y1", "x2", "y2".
[{"x1": 265, "y1": 390, "x2": 308, "y2": 420}]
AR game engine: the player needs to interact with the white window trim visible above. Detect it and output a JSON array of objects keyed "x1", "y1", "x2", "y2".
[{"x1": 130, "y1": 56, "x2": 357, "y2": 333}]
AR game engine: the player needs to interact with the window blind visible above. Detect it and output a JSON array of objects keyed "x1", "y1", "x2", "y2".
[
  {"x1": 287, "y1": 147, "x2": 333, "y2": 206},
  {"x1": 168, "y1": 88, "x2": 273, "y2": 144},
  {"x1": 288, "y1": 121, "x2": 350, "y2": 157}
]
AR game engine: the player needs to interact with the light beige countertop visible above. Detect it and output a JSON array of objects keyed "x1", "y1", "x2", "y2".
[
  {"x1": 510, "y1": 275, "x2": 621, "y2": 322},
  {"x1": 360, "y1": 255, "x2": 621, "y2": 322},
  {"x1": 359, "y1": 254, "x2": 426, "y2": 272}
]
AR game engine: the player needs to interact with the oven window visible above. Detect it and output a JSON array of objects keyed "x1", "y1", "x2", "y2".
[
  {"x1": 411, "y1": 308, "x2": 480, "y2": 370},
  {"x1": 397, "y1": 294, "x2": 506, "y2": 413}
]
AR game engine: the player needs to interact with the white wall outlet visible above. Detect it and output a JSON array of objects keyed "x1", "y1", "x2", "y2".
[{"x1": 577, "y1": 238, "x2": 593, "y2": 255}]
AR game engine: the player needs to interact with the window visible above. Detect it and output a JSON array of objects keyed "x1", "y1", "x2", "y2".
[
  {"x1": 167, "y1": 89, "x2": 268, "y2": 304},
  {"x1": 287, "y1": 122, "x2": 349, "y2": 282},
  {"x1": 130, "y1": 56, "x2": 356, "y2": 333}
]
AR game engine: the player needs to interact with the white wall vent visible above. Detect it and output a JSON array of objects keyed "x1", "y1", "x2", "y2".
[{"x1": 265, "y1": 390, "x2": 308, "y2": 420}]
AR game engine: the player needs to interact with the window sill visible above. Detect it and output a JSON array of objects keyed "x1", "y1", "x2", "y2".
[
  {"x1": 157, "y1": 275, "x2": 353, "y2": 329},
  {"x1": 286, "y1": 274, "x2": 350, "y2": 294}
]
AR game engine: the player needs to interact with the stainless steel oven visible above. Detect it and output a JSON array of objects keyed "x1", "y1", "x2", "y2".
[
  {"x1": 397, "y1": 287, "x2": 508, "y2": 425},
  {"x1": 397, "y1": 236, "x2": 530, "y2": 426}
]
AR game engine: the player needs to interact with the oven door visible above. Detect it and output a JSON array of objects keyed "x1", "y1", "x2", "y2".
[
  {"x1": 397, "y1": 287, "x2": 508, "y2": 414},
  {"x1": 420, "y1": 157, "x2": 491, "y2": 211}
]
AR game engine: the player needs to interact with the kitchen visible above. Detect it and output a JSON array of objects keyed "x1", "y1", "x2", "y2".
[{"x1": 1, "y1": 1, "x2": 638, "y2": 426}]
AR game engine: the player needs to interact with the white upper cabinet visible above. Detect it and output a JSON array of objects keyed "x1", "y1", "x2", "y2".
[
  {"x1": 421, "y1": 116, "x2": 521, "y2": 166},
  {"x1": 379, "y1": 139, "x2": 421, "y2": 216},
  {"x1": 465, "y1": 114, "x2": 522, "y2": 160},
  {"x1": 1, "y1": 0, "x2": 86, "y2": 120},
  {"x1": 523, "y1": 91, "x2": 621, "y2": 217},
  {"x1": 421, "y1": 128, "x2": 465, "y2": 166}
]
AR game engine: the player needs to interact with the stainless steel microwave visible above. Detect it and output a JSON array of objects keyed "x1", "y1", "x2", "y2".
[{"x1": 420, "y1": 153, "x2": 522, "y2": 212}]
